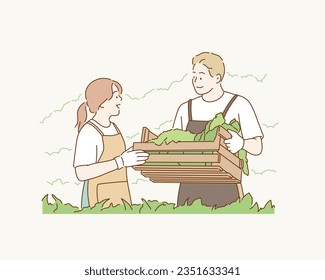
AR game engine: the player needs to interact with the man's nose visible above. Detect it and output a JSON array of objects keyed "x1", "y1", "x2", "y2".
[{"x1": 194, "y1": 77, "x2": 197, "y2": 83}]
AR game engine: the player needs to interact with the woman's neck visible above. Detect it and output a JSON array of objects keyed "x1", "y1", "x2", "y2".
[{"x1": 92, "y1": 113, "x2": 111, "y2": 127}]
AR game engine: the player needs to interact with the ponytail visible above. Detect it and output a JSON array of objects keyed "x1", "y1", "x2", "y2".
[{"x1": 75, "y1": 102, "x2": 87, "y2": 132}]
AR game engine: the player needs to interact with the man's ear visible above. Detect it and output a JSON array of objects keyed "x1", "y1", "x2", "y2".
[{"x1": 215, "y1": 74, "x2": 221, "y2": 84}]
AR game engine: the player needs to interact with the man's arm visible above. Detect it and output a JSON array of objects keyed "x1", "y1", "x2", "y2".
[
  {"x1": 243, "y1": 136, "x2": 263, "y2": 155},
  {"x1": 225, "y1": 131, "x2": 263, "y2": 155}
]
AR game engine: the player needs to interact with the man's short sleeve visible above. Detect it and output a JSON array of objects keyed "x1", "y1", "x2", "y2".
[
  {"x1": 236, "y1": 97, "x2": 264, "y2": 140},
  {"x1": 173, "y1": 102, "x2": 188, "y2": 130}
]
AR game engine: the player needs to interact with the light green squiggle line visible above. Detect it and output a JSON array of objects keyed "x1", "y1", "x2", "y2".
[
  {"x1": 251, "y1": 169, "x2": 277, "y2": 175},
  {"x1": 125, "y1": 73, "x2": 188, "y2": 100},
  {"x1": 74, "y1": 182, "x2": 81, "y2": 185},
  {"x1": 45, "y1": 147, "x2": 72, "y2": 156},
  {"x1": 227, "y1": 72, "x2": 267, "y2": 82},
  {"x1": 155, "y1": 120, "x2": 173, "y2": 130},
  {"x1": 126, "y1": 133, "x2": 140, "y2": 139},
  {"x1": 131, "y1": 178, "x2": 148, "y2": 185},
  {"x1": 47, "y1": 179, "x2": 70, "y2": 186},
  {"x1": 40, "y1": 94, "x2": 82, "y2": 124},
  {"x1": 262, "y1": 123, "x2": 279, "y2": 128}
]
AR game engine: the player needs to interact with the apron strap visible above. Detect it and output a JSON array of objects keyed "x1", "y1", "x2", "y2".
[
  {"x1": 222, "y1": 94, "x2": 238, "y2": 118},
  {"x1": 87, "y1": 121, "x2": 104, "y2": 136},
  {"x1": 188, "y1": 99, "x2": 193, "y2": 121},
  {"x1": 112, "y1": 122, "x2": 121, "y2": 134}
]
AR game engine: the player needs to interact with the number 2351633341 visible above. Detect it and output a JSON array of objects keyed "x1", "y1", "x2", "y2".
[{"x1": 177, "y1": 266, "x2": 240, "y2": 276}]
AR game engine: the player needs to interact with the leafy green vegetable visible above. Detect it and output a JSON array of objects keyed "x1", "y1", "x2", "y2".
[
  {"x1": 209, "y1": 114, "x2": 225, "y2": 130},
  {"x1": 238, "y1": 149, "x2": 249, "y2": 175},
  {"x1": 148, "y1": 113, "x2": 250, "y2": 175},
  {"x1": 204, "y1": 129, "x2": 218, "y2": 141},
  {"x1": 148, "y1": 129, "x2": 195, "y2": 145}
]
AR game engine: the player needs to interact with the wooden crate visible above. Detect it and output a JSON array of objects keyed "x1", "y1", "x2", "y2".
[{"x1": 133, "y1": 127, "x2": 244, "y2": 187}]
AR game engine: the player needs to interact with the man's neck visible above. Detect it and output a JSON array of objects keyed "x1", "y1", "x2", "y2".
[{"x1": 202, "y1": 83, "x2": 224, "y2": 102}]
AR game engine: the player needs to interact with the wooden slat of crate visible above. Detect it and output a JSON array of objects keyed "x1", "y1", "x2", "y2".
[
  {"x1": 146, "y1": 154, "x2": 219, "y2": 163},
  {"x1": 133, "y1": 137, "x2": 221, "y2": 152},
  {"x1": 218, "y1": 145, "x2": 242, "y2": 167},
  {"x1": 141, "y1": 172, "x2": 230, "y2": 178},
  {"x1": 140, "y1": 169, "x2": 227, "y2": 176},
  {"x1": 133, "y1": 166, "x2": 223, "y2": 172},
  {"x1": 150, "y1": 177, "x2": 239, "y2": 184},
  {"x1": 219, "y1": 140, "x2": 244, "y2": 169},
  {"x1": 213, "y1": 154, "x2": 242, "y2": 181},
  {"x1": 144, "y1": 176, "x2": 235, "y2": 184}
]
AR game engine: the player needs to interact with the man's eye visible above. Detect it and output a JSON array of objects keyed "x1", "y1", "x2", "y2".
[{"x1": 200, "y1": 77, "x2": 202, "y2": 80}]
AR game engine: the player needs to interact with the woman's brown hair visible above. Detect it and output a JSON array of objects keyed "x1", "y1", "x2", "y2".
[{"x1": 75, "y1": 78, "x2": 123, "y2": 132}]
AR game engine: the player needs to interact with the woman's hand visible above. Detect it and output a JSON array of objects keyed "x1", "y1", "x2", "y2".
[{"x1": 115, "y1": 147, "x2": 149, "y2": 168}]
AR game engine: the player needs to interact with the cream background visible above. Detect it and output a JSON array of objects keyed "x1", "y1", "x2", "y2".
[{"x1": 0, "y1": 0, "x2": 324, "y2": 259}]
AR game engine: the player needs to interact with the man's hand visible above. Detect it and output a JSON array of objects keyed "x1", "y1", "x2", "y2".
[{"x1": 225, "y1": 131, "x2": 244, "y2": 154}]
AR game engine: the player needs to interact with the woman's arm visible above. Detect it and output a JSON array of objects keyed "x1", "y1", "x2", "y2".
[
  {"x1": 75, "y1": 148, "x2": 149, "y2": 181},
  {"x1": 75, "y1": 159, "x2": 118, "y2": 181}
]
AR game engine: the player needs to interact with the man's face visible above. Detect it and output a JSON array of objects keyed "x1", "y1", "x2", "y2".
[{"x1": 192, "y1": 63, "x2": 220, "y2": 95}]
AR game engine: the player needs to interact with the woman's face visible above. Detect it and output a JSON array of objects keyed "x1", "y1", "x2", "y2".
[{"x1": 99, "y1": 84, "x2": 122, "y2": 117}]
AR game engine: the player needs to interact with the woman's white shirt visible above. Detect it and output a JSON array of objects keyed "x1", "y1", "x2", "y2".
[
  {"x1": 73, "y1": 120, "x2": 118, "y2": 167},
  {"x1": 173, "y1": 92, "x2": 264, "y2": 140}
]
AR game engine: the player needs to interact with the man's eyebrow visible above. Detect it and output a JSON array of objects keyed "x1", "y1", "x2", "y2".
[
  {"x1": 192, "y1": 71, "x2": 196, "y2": 74},
  {"x1": 199, "y1": 72, "x2": 205, "y2": 74}
]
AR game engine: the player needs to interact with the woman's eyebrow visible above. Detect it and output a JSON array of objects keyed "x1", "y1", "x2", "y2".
[{"x1": 199, "y1": 72, "x2": 205, "y2": 74}]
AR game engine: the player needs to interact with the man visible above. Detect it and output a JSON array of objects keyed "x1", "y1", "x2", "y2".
[{"x1": 173, "y1": 52, "x2": 263, "y2": 207}]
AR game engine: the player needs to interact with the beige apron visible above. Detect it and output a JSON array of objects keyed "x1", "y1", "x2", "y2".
[{"x1": 87, "y1": 121, "x2": 132, "y2": 208}]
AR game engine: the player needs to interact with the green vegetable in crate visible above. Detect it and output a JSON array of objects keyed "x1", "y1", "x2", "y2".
[
  {"x1": 148, "y1": 129, "x2": 195, "y2": 145},
  {"x1": 148, "y1": 113, "x2": 249, "y2": 175}
]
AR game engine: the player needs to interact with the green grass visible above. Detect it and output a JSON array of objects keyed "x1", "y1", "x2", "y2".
[{"x1": 42, "y1": 193, "x2": 275, "y2": 214}]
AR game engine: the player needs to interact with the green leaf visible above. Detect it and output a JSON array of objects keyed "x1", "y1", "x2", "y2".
[
  {"x1": 229, "y1": 119, "x2": 241, "y2": 133},
  {"x1": 194, "y1": 132, "x2": 204, "y2": 141},
  {"x1": 42, "y1": 195, "x2": 57, "y2": 214},
  {"x1": 52, "y1": 195, "x2": 80, "y2": 214},
  {"x1": 154, "y1": 202, "x2": 176, "y2": 213},
  {"x1": 259, "y1": 200, "x2": 275, "y2": 214},
  {"x1": 173, "y1": 198, "x2": 213, "y2": 214},
  {"x1": 238, "y1": 149, "x2": 249, "y2": 175},
  {"x1": 209, "y1": 113, "x2": 224, "y2": 130},
  {"x1": 204, "y1": 128, "x2": 218, "y2": 141}
]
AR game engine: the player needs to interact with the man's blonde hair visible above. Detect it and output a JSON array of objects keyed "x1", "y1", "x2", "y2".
[{"x1": 192, "y1": 52, "x2": 225, "y2": 80}]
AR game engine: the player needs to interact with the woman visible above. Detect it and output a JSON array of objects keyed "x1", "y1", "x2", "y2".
[{"x1": 73, "y1": 78, "x2": 148, "y2": 208}]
